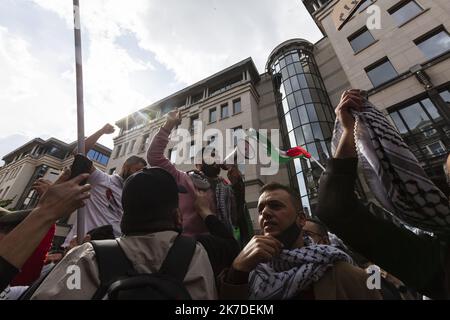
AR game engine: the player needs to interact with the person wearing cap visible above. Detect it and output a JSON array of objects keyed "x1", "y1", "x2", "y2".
[
  {"x1": 148, "y1": 110, "x2": 252, "y2": 244},
  {"x1": 0, "y1": 171, "x2": 91, "y2": 293},
  {"x1": 63, "y1": 123, "x2": 147, "y2": 246},
  {"x1": 31, "y1": 167, "x2": 239, "y2": 299}
]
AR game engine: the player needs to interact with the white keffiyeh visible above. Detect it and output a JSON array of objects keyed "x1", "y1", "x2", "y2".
[
  {"x1": 248, "y1": 237, "x2": 352, "y2": 300},
  {"x1": 332, "y1": 99, "x2": 450, "y2": 234}
]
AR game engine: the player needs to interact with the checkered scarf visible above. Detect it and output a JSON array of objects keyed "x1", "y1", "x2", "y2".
[
  {"x1": 248, "y1": 237, "x2": 352, "y2": 300},
  {"x1": 331, "y1": 99, "x2": 450, "y2": 234}
]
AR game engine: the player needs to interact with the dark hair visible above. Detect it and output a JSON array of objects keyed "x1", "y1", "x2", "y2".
[
  {"x1": 305, "y1": 218, "x2": 328, "y2": 237},
  {"x1": 260, "y1": 182, "x2": 302, "y2": 213},
  {"x1": 124, "y1": 155, "x2": 147, "y2": 167}
]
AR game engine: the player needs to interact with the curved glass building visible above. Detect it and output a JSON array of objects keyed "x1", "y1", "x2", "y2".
[{"x1": 266, "y1": 39, "x2": 336, "y2": 213}]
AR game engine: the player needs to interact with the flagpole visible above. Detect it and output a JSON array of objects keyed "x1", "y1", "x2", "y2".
[
  {"x1": 309, "y1": 155, "x2": 326, "y2": 171},
  {"x1": 73, "y1": 0, "x2": 86, "y2": 244}
]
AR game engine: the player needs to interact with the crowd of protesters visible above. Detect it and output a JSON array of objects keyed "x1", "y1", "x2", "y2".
[{"x1": 0, "y1": 89, "x2": 449, "y2": 300}]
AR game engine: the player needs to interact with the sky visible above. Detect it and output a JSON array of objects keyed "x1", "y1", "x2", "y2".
[{"x1": 0, "y1": 0, "x2": 323, "y2": 164}]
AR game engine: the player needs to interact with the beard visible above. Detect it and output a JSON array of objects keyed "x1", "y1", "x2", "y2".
[{"x1": 201, "y1": 164, "x2": 221, "y2": 177}]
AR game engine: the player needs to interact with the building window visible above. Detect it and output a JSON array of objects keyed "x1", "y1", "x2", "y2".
[
  {"x1": 389, "y1": 0, "x2": 423, "y2": 26},
  {"x1": 415, "y1": 27, "x2": 450, "y2": 60},
  {"x1": 139, "y1": 134, "x2": 150, "y2": 153},
  {"x1": 169, "y1": 148, "x2": 177, "y2": 163},
  {"x1": 348, "y1": 27, "x2": 376, "y2": 53},
  {"x1": 209, "y1": 108, "x2": 217, "y2": 123},
  {"x1": 365, "y1": 57, "x2": 398, "y2": 87},
  {"x1": 221, "y1": 103, "x2": 229, "y2": 119},
  {"x1": 114, "y1": 145, "x2": 122, "y2": 159},
  {"x1": 233, "y1": 99, "x2": 241, "y2": 114},
  {"x1": 87, "y1": 149, "x2": 110, "y2": 166},
  {"x1": 426, "y1": 141, "x2": 446, "y2": 156},
  {"x1": 190, "y1": 114, "x2": 199, "y2": 134},
  {"x1": 121, "y1": 142, "x2": 129, "y2": 157},
  {"x1": 128, "y1": 140, "x2": 136, "y2": 154},
  {"x1": 109, "y1": 167, "x2": 116, "y2": 174},
  {"x1": 439, "y1": 89, "x2": 450, "y2": 105},
  {"x1": 232, "y1": 126, "x2": 243, "y2": 146},
  {"x1": 191, "y1": 92, "x2": 203, "y2": 105}
]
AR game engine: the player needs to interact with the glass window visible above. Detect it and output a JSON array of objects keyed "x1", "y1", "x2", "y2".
[
  {"x1": 233, "y1": 99, "x2": 241, "y2": 114},
  {"x1": 302, "y1": 89, "x2": 312, "y2": 103},
  {"x1": 306, "y1": 104, "x2": 318, "y2": 122},
  {"x1": 287, "y1": 64, "x2": 296, "y2": 77},
  {"x1": 311, "y1": 123, "x2": 324, "y2": 140},
  {"x1": 297, "y1": 74, "x2": 307, "y2": 88},
  {"x1": 287, "y1": 94, "x2": 296, "y2": 108},
  {"x1": 306, "y1": 143, "x2": 319, "y2": 160},
  {"x1": 348, "y1": 27, "x2": 376, "y2": 53},
  {"x1": 294, "y1": 91, "x2": 304, "y2": 106},
  {"x1": 389, "y1": 0, "x2": 423, "y2": 26},
  {"x1": 310, "y1": 89, "x2": 320, "y2": 103},
  {"x1": 292, "y1": 52, "x2": 300, "y2": 62},
  {"x1": 281, "y1": 67, "x2": 289, "y2": 80},
  {"x1": 279, "y1": 57, "x2": 286, "y2": 69},
  {"x1": 285, "y1": 54, "x2": 293, "y2": 65},
  {"x1": 365, "y1": 58, "x2": 398, "y2": 87},
  {"x1": 421, "y1": 98, "x2": 442, "y2": 120},
  {"x1": 284, "y1": 79, "x2": 293, "y2": 95},
  {"x1": 305, "y1": 73, "x2": 315, "y2": 88},
  {"x1": 416, "y1": 29, "x2": 450, "y2": 60},
  {"x1": 294, "y1": 128, "x2": 305, "y2": 146},
  {"x1": 389, "y1": 112, "x2": 408, "y2": 134},
  {"x1": 291, "y1": 109, "x2": 301, "y2": 129},
  {"x1": 320, "y1": 122, "x2": 332, "y2": 139},
  {"x1": 209, "y1": 108, "x2": 217, "y2": 122},
  {"x1": 221, "y1": 104, "x2": 229, "y2": 119},
  {"x1": 399, "y1": 103, "x2": 431, "y2": 131},
  {"x1": 293, "y1": 62, "x2": 303, "y2": 74},
  {"x1": 291, "y1": 76, "x2": 300, "y2": 92},
  {"x1": 315, "y1": 104, "x2": 327, "y2": 122},
  {"x1": 121, "y1": 142, "x2": 129, "y2": 156},
  {"x1": 302, "y1": 124, "x2": 314, "y2": 143},
  {"x1": 298, "y1": 105, "x2": 309, "y2": 124},
  {"x1": 440, "y1": 89, "x2": 450, "y2": 104},
  {"x1": 189, "y1": 142, "x2": 196, "y2": 159},
  {"x1": 426, "y1": 141, "x2": 446, "y2": 156}
]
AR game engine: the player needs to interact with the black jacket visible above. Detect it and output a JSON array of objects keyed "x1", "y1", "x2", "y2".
[{"x1": 316, "y1": 158, "x2": 448, "y2": 299}]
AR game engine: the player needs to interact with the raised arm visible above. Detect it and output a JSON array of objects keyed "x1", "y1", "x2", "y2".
[
  {"x1": 147, "y1": 110, "x2": 184, "y2": 180},
  {"x1": 72, "y1": 123, "x2": 115, "y2": 156}
]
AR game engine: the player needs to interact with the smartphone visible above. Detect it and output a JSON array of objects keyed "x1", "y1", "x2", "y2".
[
  {"x1": 275, "y1": 222, "x2": 302, "y2": 249},
  {"x1": 70, "y1": 154, "x2": 92, "y2": 185}
]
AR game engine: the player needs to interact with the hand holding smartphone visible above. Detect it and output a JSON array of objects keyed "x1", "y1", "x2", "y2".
[{"x1": 70, "y1": 154, "x2": 93, "y2": 185}]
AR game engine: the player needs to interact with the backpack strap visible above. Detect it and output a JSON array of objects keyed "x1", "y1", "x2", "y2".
[
  {"x1": 159, "y1": 235, "x2": 196, "y2": 282},
  {"x1": 91, "y1": 239, "x2": 133, "y2": 300}
]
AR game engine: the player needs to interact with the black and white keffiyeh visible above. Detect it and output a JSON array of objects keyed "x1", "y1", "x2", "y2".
[
  {"x1": 248, "y1": 237, "x2": 352, "y2": 300},
  {"x1": 332, "y1": 99, "x2": 450, "y2": 234}
]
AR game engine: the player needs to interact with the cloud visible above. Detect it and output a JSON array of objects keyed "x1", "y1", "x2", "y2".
[{"x1": 1, "y1": 0, "x2": 322, "y2": 161}]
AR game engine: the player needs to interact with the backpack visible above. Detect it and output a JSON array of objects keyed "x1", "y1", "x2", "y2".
[{"x1": 90, "y1": 235, "x2": 197, "y2": 300}]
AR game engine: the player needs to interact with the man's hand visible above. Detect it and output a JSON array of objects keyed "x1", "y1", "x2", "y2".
[
  {"x1": 336, "y1": 89, "x2": 364, "y2": 133},
  {"x1": 32, "y1": 179, "x2": 52, "y2": 197},
  {"x1": 101, "y1": 123, "x2": 115, "y2": 135},
  {"x1": 163, "y1": 109, "x2": 181, "y2": 131},
  {"x1": 36, "y1": 169, "x2": 91, "y2": 221},
  {"x1": 232, "y1": 235, "x2": 283, "y2": 272},
  {"x1": 334, "y1": 89, "x2": 364, "y2": 159},
  {"x1": 194, "y1": 189, "x2": 213, "y2": 220}
]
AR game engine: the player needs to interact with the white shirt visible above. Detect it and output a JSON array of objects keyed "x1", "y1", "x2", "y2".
[{"x1": 64, "y1": 169, "x2": 123, "y2": 246}]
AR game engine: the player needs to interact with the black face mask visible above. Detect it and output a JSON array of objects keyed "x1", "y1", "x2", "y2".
[
  {"x1": 201, "y1": 163, "x2": 221, "y2": 177},
  {"x1": 275, "y1": 222, "x2": 302, "y2": 249}
]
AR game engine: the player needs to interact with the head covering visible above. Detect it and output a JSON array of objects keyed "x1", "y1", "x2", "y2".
[{"x1": 120, "y1": 167, "x2": 186, "y2": 234}]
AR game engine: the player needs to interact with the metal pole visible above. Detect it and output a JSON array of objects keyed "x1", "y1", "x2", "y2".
[{"x1": 73, "y1": 0, "x2": 86, "y2": 244}]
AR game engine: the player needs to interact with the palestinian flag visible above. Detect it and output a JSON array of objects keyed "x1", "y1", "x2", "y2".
[{"x1": 247, "y1": 128, "x2": 311, "y2": 164}]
